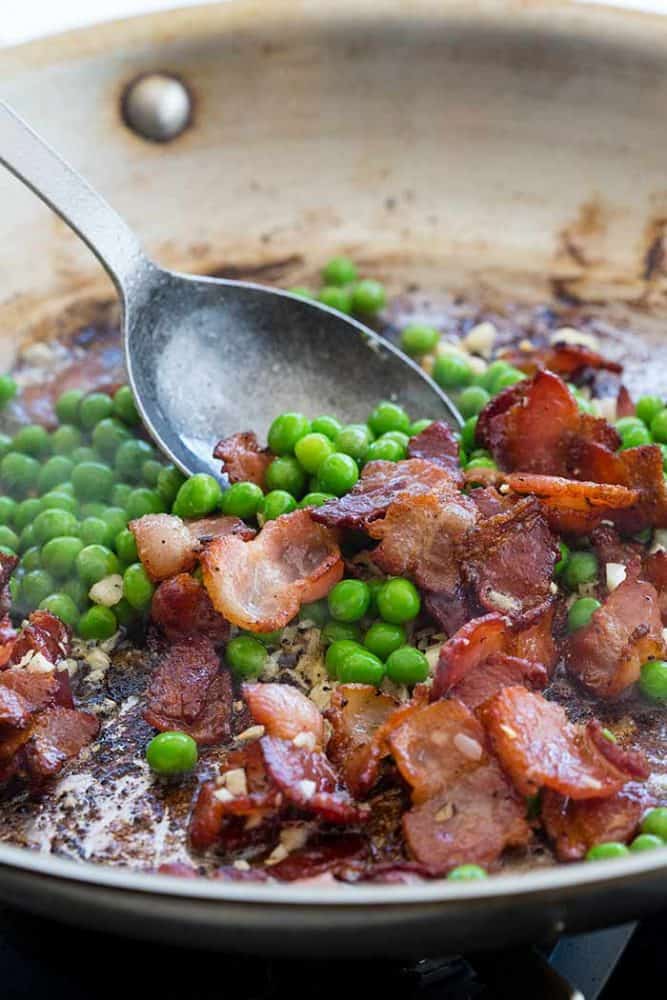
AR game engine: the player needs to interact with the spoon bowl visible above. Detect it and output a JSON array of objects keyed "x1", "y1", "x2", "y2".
[{"x1": 0, "y1": 102, "x2": 460, "y2": 477}]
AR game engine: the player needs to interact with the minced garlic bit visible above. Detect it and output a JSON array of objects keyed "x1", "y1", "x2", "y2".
[
  {"x1": 549, "y1": 581, "x2": 559, "y2": 595},
  {"x1": 605, "y1": 563, "x2": 627, "y2": 592},
  {"x1": 296, "y1": 779, "x2": 316, "y2": 800},
  {"x1": 221, "y1": 768, "x2": 248, "y2": 797},
  {"x1": 213, "y1": 787, "x2": 234, "y2": 803},
  {"x1": 453, "y1": 732, "x2": 484, "y2": 761},
  {"x1": 88, "y1": 574, "x2": 123, "y2": 608},
  {"x1": 424, "y1": 643, "x2": 444, "y2": 671},
  {"x1": 651, "y1": 529, "x2": 667, "y2": 554},
  {"x1": 498, "y1": 483, "x2": 510, "y2": 495},
  {"x1": 16, "y1": 651, "x2": 53, "y2": 674},
  {"x1": 236, "y1": 725, "x2": 265, "y2": 742},
  {"x1": 460, "y1": 321, "x2": 496, "y2": 358},
  {"x1": 293, "y1": 731, "x2": 316, "y2": 751},
  {"x1": 233, "y1": 859, "x2": 251, "y2": 871},
  {"x1": 549, "y1": 326, "x2": 600, "y2": 351},
  {"x1": 435, "y1": 802, "x2": 454, "y2": 822}
]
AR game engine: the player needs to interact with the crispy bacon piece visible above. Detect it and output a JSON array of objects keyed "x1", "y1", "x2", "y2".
[
  {"x1": 0, "y1": 552, "x2": 18, "y2": 617},
  {"x1": 423, "y1": 588, "x2": 472, "y2": 636},
  {"x1": 644, "y1": 550, "x2": 667, "y2": 623},
  {"x1": 406, "y1": 420, "x2": 462, "y2": 484},
  {"x1": 613, "y1": 445, "x2": 667, "y2": 533},
  {"x1": 590, "y1": 524, "x2": 642, "y2": 567},
  {"x1": 144, "y1": 635, "x2": 232, "y2": 745},
  {"x1": 325, "y1": 684, "x2": 398, "y2": 796},
  {"x1": 448, "y1": 654, "x2": 548, "y2": 711},
  {"x1": 213, "y1": 431, "x2": 272, "y2": 488},
  {"x1": 564, "y1": 570, "x2": 664, "y2": 698},
  {"x1": 269, "y1": 834, "x2": 368, "y2": 881},
  {"x1": 150, "y1": 574, "x2": 229, "y2": 643},
  {"x1": 9, "y1": 611, "x2": 70, "y2": 667},
  {"x1": 0, "y1": 668, "x2": 59, "y2": 728},
  {"x1": 131, "y1": 513, "x2": 253, "y2": 583},
  {"x1": 201, "y1": 509, "x2": 343, "y2": 632},
  {"x1": 432, "y1": 614, "x2": 510, "y2": 699},
  {"x1": 508, "y1": 601, "x2": 559, "y2": 674},
  {"x1": 243, "y1": 683, "x2": 324, "y2": 748},
  {"x1": 368, "y1": 489, "x2": 477, "y2": 592},
  {"x1": 402, "y1": 759, "x2": 530, "y2": 875},
  {"x1": 499, "y1": 342, "x2": 622, "y2": 379},
  {"x1": 469, "y1": 487, "x2": 515, "y2": 518},
  {"x1": 462, "y1": 497, "x2": 558, "y2": 620},
  {"x1": 0, "y1": 616, "x2": 17, "y2": 668},
  {"x1": 476, "y1": 370, "x2": 618, "y2": 476},
  {"x1": 542, "y1": 782, "x2": 651, "y2": 861},
  {"x1": 311, "y1": 459, "x2": 456, "y2": 531},
  {"x1": 505, "y1": 474, "x2": 638, "y2": 535},
  {"x1": 260, "y1": 735, "x2": 368, "y2": 824},
  {"x1": 188, "y1": 515, "x2": 255, "y2": 544},
  {"x1": 23, "y1": 706, "x2": 99, "y2": 782},
  {"x1": 480, "y1": 687, "x2": 646, "y2": 798}
]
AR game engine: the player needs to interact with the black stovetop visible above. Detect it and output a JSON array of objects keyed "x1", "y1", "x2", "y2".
[{"x1": 0, "y1": 905, "x2": 662, "y2": 999}]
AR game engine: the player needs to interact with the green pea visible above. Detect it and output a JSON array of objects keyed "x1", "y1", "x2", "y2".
[
  {"x1": 585, "y1": 842, "x2": 630, "y2": 861},
  {"x1": 619, "y1": 424, "x2": 652, "y2": 450},
  {"x1": 494, "y1": 368, "x2": 525, "y2": 391},
  {"x1": 80, "y1": 502, "x2": 107, "y2": 520},
  {"x1": 77, "y1": 605, "x2": 117, "y2": 640},
  {"x1": 127, "y1": 488, "x2": 166, "y2": 520},
  {"x1": 156, "y1": 465, "x2": 186, "y2": 505},
  {"x1": 615, "y1": 416, "x2": 645, "y2": 436},
  {"x1": 400, "y1": 323, "x2": 439, "y2": 357},
  {"x1": 221, "y1": 481, "x2": 264, "y2": 519},
  {"x1": 39, "y1": 491, "x2": 79, "y2": 516},
  {"x1": 635, "y1": 395, "x2": 663, "y2": 427},
  {"x1": 322, "y1": 256, "x2": 358, "y2": 286},
  {"x1": 629, "y1": 834, "x2": 664, "y2": 852},
  {"x1": 311, "y1": 415, "x2": 342, "y2": 440},
  {"x1": 70, "y1": 446, "x2": 97, "y2": 465},
  {"x1": 259, "y1": 490, "x2": 297, "y2": 522},
  {"x1": 123, "y1": 562, "x2": 155, "y2": 610},
  {"x1": 562, "y1": 550, "x2": 598, "y2": 591},
  {"x1": 72, "y1": 461, "x2": 114, "y2": 502},
  {"x1": 112, "y1": 385, "x2": 140, "y2": 426},
  {"x1": 111, "y1": 483, "x2": 133, "y2": 508},
  {"x1": 298, "y1": 599, "x2": 329, "y2": 627},
  {"x1": 20, "y1": 546, "x2": 41, "y2": 572},
  {"x1": 14, "y1": 498, "x2": 42, "y2": 532},
  {"x1": 114, "y1": 597, "x2": 137, "y2": 627},
  {"x1": 114, "y1": 439, "x2": 155, "y2": 482},
  {"x1": 265, "y1": 456, "x2": 307, "y2": 498},
  {"x1": 457, "y1": 385, "x2": 490, "y2": 419},
  {"x1": 567, "y1": 597, "x2": 601, "y2": 632},
  {"x1": 338, "y1": 649, "x2": 385, "y2": 685},
  {"x1": 321, "y1": 621, "x2": 360, "y2": 646},
  {"x1": 55, "y1": 389, "x2": 84, "y2": 425},
  {"x1": 146, "y1": 731, "x2": 198, "y2": 775},
  {"x1": 641, "y1": 807, "x2": 667, "y2": 840},
  {"x1": 287, "y1": 286, "x2": 312, "y2": 300},
  {"x1": 39, "y1": 593, "x2": 79, "y2": 628},
  {"x1": 18, "y1": 524, "x2": 37, "y2": 553},
  {"x1": 0, "y1": 525, "x2": 19, "y2": 552},
  {"x1": 76, "y1": 544, "x2": 119, "y2": 586},
  {"x1": 385, "y1": 646, "x2": 429, "y2": 685},
  {"x1": 114, "y1": 528, "x2": 138, "y2": 564},
  {"x1": 37, "y1": 455, "x2": 74, "y2": 494},
  {"x1": 324, "y1": 640, "x2": 364, "y2": 677},
  {"x1": 555, "y1": 541, "x2": 569, "y2": 576},
  {"x1": 8, "y1": 576, "x2": 21, "y2": 606},
  {"x1": 447, "y1": 865, "x2": 487, "y2": 881},
  {"x1": 350, "y1": 279, "x2": 386, "y2": 315},
  {"x1": 1, "y1": 451, "x2": 40, "y2": 496},
  {"x1": 0, "y1": 496, "x2": 17, "y2": 525},
  {"x1": 102, "y1": 506, "x2": 129, "y2": 536},
  {"x1": 41, "y1": 536, "x2": 84, "y2": 579},
  {"x1": 92, "y1": 417, "x2": 132, "y2": 460},
  {"x1": 316, "y1": 453, "x2": 359, "y2": 496},
  {"x1": 294, "y1": 432, "x2": 336, "y2": 474},
  {"x1": 79, "y1": 516, "x2": 114, "y2": 548},
  {"x1": 225, "y1": 635, "x2": 267, "y2": 677},
  {"x1": 433, "y1": 354, "x2": 473, "y2": 390},
  {"x1": 363, "y1": 621, "x2": 406, "y2": 661},
  {"x1": 50, "y1": 424, "x2": 83, "y2": 455},
  {"x1": 334, "y1": 424, "x2": 373, "y2": 463},
  {"x1": 0, "y1": 374, "x2": 17, "y2": 408},
  {"x1": 461, "y1": 416, "x2": 478, "y2": 452},
  {"x1": 377, "y1": 578, "x2": 421, "y2": 624},
  {"x1": 298, "y1": 492, "x2": 335, "y2": 508},
  {"x1": 639, "y1": 659, "x2": 667, "y2": 701},
  {"x1": 79, "y1": 392, "x2": 113, "y2": 430},
  {"x1": 328, "y1": 579, "x2": 371, "y2": 622},
  {"x1": 268, "y1": 412, "x2": 311, "y2": 455},
  {"x1": 172, "y1": 475, "x2": 221, "y2": 519},
  {"x1": 319, "y1": 286, "x2": 352, "y2": 313},
  {"x1": 0, "y1": 434, "x2": 11, "y2": 460},
  {"x1": 409, "y1": 419, "x2": 432, "y2": 437},
  {"x1": 12, "y1": 424, "x2": 50, "y2": 457},
  {"x1": 250, "y1": 628, "x2": 283, "y2": 645},
  {"x1": 33, "y1": 509, "x2": 78, "y2": 545},
  {"x1": 21, "y1": 569, "x2": 55, "y2": 608},
  {"x1": 650, "y1": 409, "x2": 667, "y2": 444},
  {"x1": 63, "y1": 577, "x2": 89, "y2": 610},
  {"x1": 142, "y1": 459, "x2": 163, "y2": 487},
  {"x1": 368, "y1": 401, "x2": 411, "y2": 436},
  {"x1": 367, "y1": 433, "x2": 406, "y2": 462}
]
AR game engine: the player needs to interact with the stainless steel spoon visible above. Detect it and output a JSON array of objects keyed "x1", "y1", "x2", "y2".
[{"x1": 0, "y1": 101, "x2": 461, "y2": 478}]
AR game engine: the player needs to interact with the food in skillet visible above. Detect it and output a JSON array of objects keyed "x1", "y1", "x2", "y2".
[{"x1": 0, "y1": 257, "x2": 665, "y2": 882}]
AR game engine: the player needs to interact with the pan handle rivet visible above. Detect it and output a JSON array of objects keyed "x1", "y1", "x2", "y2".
[{"x1": 122, "y1": 73, "x2": 191, "y2": 142}]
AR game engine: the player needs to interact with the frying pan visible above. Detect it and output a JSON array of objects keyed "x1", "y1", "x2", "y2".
[{"x1": 0, "y1": 0, "x2": 665, "y2": 959}]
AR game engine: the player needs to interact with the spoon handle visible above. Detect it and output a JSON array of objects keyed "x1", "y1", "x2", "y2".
[{"x1": 0, "y1": 100, "x2": 150, "y2": 297}]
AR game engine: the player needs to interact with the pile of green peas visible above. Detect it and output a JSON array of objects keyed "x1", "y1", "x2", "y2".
[
  {"x1": 614, "y1": 396, "x2": 667, "y2": 470},
  {"x1": 288, "y1": 256, "x2": 386, "y2": 319},
  {"x1": 585, "y1": 807, "x2": 667, "y2": 860}
]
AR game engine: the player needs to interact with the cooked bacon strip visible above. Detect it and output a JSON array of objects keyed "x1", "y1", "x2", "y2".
[
  {"x1": 469, "y1": 486, "x2": 515, "y2": 519},
  {"x1": 325, "y1": 684, "x2": 398, "y2": 796},
  {"x1": 508, "y1": 601, "x2": 559, "y2": 674},
  {"x1": 644, "y1": 549, "x2": 667, "y2": 623},
  {"x1": 0, "y1": 668, "x2": 59, "y2": 728},
  {"x1": 542, "y1": 782, "x2": 652, "y2": 861},
  {"x1": 505, "y1": 473, "x2": 638, "y2": 535},
  {"x1": 448, "y1": 653, "x2": 548, "y2": 711},
  {"x1": 0, "y1": 616, "x2": 17, "y2": 669},
  {"x1": 479, "y1": 686, "x2": 646, "y2": 798},
  {"x1": 461, "y1": 496, "x2": 558, "y2": 620},
  {"x1": 432, "y1": 614, "x2": 509, "y2": 699},
  {"x1": 269, "y1": 834, "x2": 368, "y2": 882},
  {"x1": 402, "y1": 759, "x2": 530, "y2": 875},
  {"x1": 131, "y1": 513, "x2": 253, "y2": 583},
  {"x1": 9, "y1": 611, "x2": 70, "y2": 668},
  {"x1": 368, "y1": 489, "x2": 477, "y2": 592},
  {"x1": 612, "y1": 445, "x2": 667, "y2": 533},
  {"x1": 590, "y1": 524, "x2": 643, "y2": 567},
  {"x1": 311, "y1": 459, "x2": 456, "y2": 530},
  {"x1": 406, "y1": 420, "x2": 462, "y2": 484},
  {"x1": 564, "y1": 570, "x2": 664, "y2": 698},
  {"x1": 151, "y1": 573, "x2": 229, "y2": 643},
  {"x1": 498, "y1": 342, "x2": 622, "y2": 379},
  {"x1": 144, "y1": 635, "x2": 232, "y2": 745},
  {"x1": 23, "y1": 706, "x2": 99, "y2": 782},
  {"x1": 0, "y1": 552, "x2": 18, "y2": 618},
  {"x1": 243, "y1": 682, "x2": 324, "y2": 748},
  {"x1": 260, "y1": 735, "x2": 368, "y2": 824},
  {"x1": 213, "y1": 430, "x2": 272, "y2": 488},
  {"x1": 423, "y1": 588, "x2": 472, "y2": 636},
  {"x1": 201, "y1": 509, "x2": 343, "y2": 632}
]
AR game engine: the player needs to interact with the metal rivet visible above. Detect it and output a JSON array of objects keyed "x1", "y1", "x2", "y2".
[{"x1": 122, "y1": 73, "x2": 192, "y2": 143}]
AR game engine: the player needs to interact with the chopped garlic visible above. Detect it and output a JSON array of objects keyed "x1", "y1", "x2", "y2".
[
  {"x1": 293, "y1": 731, "x2": 316, "y2": 751},
  {"x1": 222, "y1": 768, "x2": 248, "y2": 797},
  {"x1": 606, "y1": 563, "x2": 627, "y2": 592},
  {"x1": 486, "y1": 589, "x2": 521, "y2": 615},
  {"x1": 17, "y1": 651, "x2": 53, "y2": 674},
  {"x1": 549, "y1": 326, "x2": 600, "y2": 351},
  {"x1": 296, "y1": 779, "x2": 316, "y2": 800},
  {"x1": 460, "y1": 321, "x2": 496, "y2": 358},
  {"x1": 233, "y1": 860, "x2": 251, "y2": 871},
  {"x1": 651, "y1": 529, "x2": 667, "y2": 554},
  {"x1": 435, "y1": 802, "x2": 454, "y2": 822},
  {"x1": 236, "y1": 725, "x2": 265, "y2": 742},
  {"x1": 424, "y1": 643, "x2": 444, "y2": 671},
  {"x1": 594, "y1": 396, "x2": 617, "y2": 424},
  {"x1": 467, "y1": 355, "x2": 488, "y2": 376},
  {"x1": 88, "y1": 574, "x2": 123, "y2": 608},
  {"x1": 213, "y1": 787, "x2": 234, "y2": 803},
  {"x1": 453, "y1": 732, "x2": 483, "y2": 761}
]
